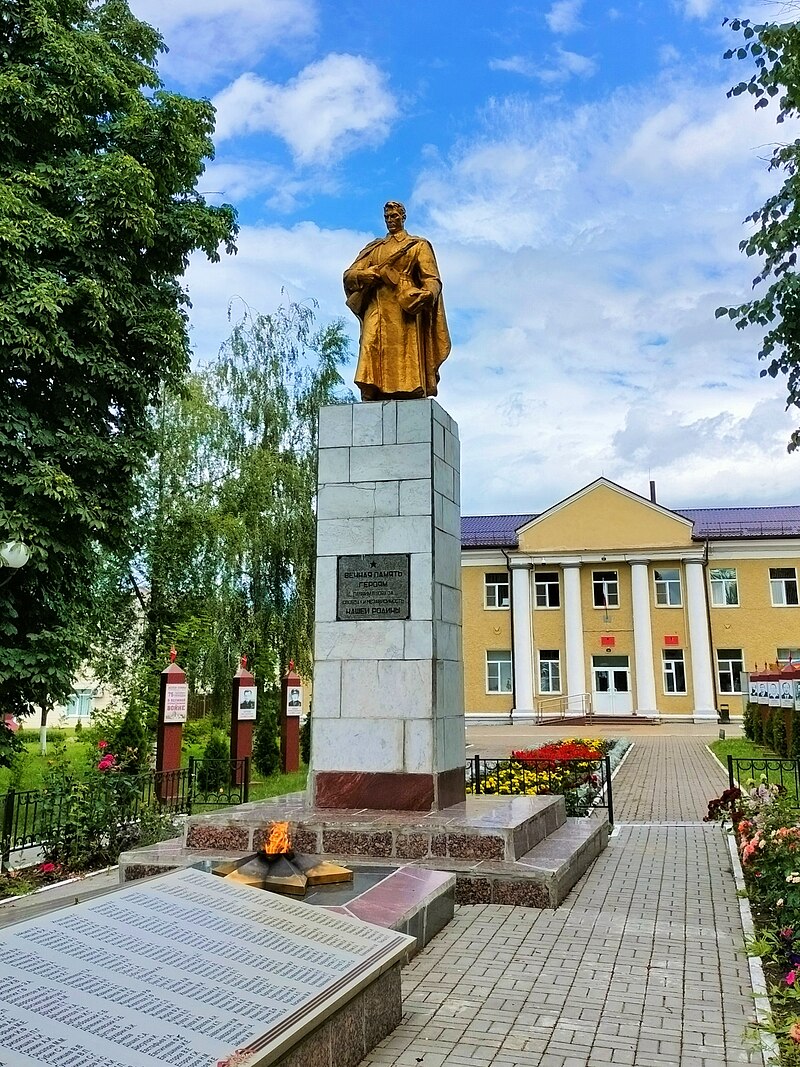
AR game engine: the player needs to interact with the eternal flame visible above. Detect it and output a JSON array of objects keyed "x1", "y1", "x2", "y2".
[{"x1": 344, "y1": 201, "x2": 451, "y2": 401}]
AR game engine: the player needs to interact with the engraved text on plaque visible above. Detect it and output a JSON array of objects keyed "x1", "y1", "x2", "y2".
[{"x1": 337, "y1": 554, "x2": 410, "y2": 621}]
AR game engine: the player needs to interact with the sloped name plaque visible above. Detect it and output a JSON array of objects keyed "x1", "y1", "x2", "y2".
[{"x1": 0, "y1": 866, "x2": 413, "y2": 1067}]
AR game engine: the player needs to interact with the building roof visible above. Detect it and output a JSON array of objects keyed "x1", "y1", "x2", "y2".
[{"x1": 461, "y1": 506, "x2": 800, "y2": 548}]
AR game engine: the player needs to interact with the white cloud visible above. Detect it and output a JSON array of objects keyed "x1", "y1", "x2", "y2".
[
  {"x1": 128, "y1": 0, "x2": 317, "y2": 85},
  {"x1": 546, "y1": 0, "x2": 585, "y2": 33},
  {"x1": 181, "y1": 72, "x2": 800, "y2": 514},
  {"x1": 679, "y1": 0, "x2": 717, "y2": 16},
  {"x1": 491, "y1": 48, "x2": 596, "y2": 83},
  {"x1": 212, "y1": 55, "x2": 398, "y2": 165}
]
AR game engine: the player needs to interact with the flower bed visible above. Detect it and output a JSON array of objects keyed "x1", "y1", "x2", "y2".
[
  {"x1": 467, "y1": 737, "x2": 629, "y2": 816},
  {"x1": 707, "y1": 778, "x2": 800, "y2": 1061},
  {"x1": 0, "y1": 861, "x2": 70, "y2": 900}
]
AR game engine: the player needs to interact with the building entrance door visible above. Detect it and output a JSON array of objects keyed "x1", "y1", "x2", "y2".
[{"x1": 592, "y1": 655, "x2": 633, "y2": 714}]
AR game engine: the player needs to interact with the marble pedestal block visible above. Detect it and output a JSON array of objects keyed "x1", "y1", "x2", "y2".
[{"x1": 310, "y1": 399, "x2": 466, "y2": 811}]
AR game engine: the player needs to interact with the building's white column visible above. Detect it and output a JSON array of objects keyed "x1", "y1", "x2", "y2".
[
  {"x1": 563, "y1": 562, "x2": 585, "y2": 710},
  {"x1": 685, "y1": 558, "x2": 716, "y2": 717},
  {"x1": 511, "y1": 566, "x2": 534, "y2": 712},
  {"x1": 630, "y1": 559, "x2": 658, "y2": 714}
]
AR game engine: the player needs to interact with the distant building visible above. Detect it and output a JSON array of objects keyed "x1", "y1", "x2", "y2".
[{"x1": 461, "y1": 478, "x2": 800, "y2": 722}]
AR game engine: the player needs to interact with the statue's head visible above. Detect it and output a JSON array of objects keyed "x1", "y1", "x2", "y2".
[{"x1": 384, "y1": 201, "x2": 406, "y2": 233}]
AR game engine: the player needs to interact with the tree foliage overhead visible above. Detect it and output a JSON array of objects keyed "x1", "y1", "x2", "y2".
[
  {"x1": 717, "y1": 15, "x2": 800, "y2": 449},
  {"x1": 0, "y1": 0, "x2": 237, "y2": 720}
]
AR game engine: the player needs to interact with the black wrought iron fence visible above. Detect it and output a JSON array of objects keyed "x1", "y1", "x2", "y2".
[
  {"x1": 1, "y1": 757, "x2": 249, "y2": 869},
  {"x1": 468, "y1": 754, "x2": 613, "y2": 824},
  {"x1": 727, "y1": 755, "x2": 800, "y2": 804}
]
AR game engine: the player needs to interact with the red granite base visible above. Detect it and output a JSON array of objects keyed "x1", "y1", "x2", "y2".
[{"x1": 313, "y1": 767, "x2": 465, "y2": 811}]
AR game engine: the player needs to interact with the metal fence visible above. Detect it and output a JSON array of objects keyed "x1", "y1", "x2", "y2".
[
  {"x1": 468, "y1": 754, "x2": 613, "y2": 825},
  {"x1": 727, "y1": 755, "x2": 800, "y2": 802},
  {"x1": 1, "y1": 757, "x2": 249, "y2": 869}
]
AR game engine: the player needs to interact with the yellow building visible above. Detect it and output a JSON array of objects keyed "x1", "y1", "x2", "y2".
[{"x1": 462, "y1": 478, "x2": 800, "y2": 722}]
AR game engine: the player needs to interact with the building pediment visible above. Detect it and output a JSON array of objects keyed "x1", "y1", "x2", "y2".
[{"x1": 516, "y1": 479, "x2": 694, "y2": 554}]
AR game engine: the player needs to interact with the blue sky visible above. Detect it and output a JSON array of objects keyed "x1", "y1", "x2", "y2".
[{"x1": 129, "y1": 0, "x2": 800, "y2": 514}]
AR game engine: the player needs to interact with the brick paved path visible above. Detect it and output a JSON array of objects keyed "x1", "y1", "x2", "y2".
[
  {"x1": 612, "y1": 735, "x2": 729, "y2": 823},
  {"x1": 361, "y1": 733, "x2": 757, "y2": 1067}
]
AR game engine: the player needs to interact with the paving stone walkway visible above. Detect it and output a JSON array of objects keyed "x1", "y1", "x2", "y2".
[{"x1": 361, "y1": 733, "x2": 759, "y2": 1067}]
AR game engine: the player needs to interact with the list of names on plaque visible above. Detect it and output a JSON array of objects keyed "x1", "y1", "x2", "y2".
[
  {"x1": 337, "y1": 553, "x2": 410, "y2": 621},
  {"x1": 0, "y1": 867, "x2": 412, "y2": 1067}
]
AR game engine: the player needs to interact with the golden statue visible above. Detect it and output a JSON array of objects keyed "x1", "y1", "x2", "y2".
[{"x1": 344, "y1": 201, "x2": 451, "y2": 401}]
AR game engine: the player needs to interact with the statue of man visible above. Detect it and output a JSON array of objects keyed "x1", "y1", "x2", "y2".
[{"x1": 344, "y1": 201, "x2": 451, "y2": 401}]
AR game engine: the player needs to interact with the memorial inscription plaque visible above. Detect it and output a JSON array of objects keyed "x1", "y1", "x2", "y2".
[
  {"x1": 0, "y1": 867, "x2": 412, "y2": 1067},
  {"x1": 336, "y1": 553, "x2": 410, "y2": 621}
]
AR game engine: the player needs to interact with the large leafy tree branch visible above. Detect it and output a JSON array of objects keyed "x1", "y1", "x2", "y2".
[
  {"x1": 717, "y1": 15, "x2": 800, "y2": 449},
  {"x1": 0, "y1": 0, "x2": 238, "y2": 727}
]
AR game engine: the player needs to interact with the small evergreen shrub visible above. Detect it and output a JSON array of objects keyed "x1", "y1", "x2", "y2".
[
  {"x1": 772, "y1": 709, "x2": 788, "y2": 757},
  {"x1": 114, "y1": 703, "x2": 149, "y2": 773},
  {"x1": 754, "y1": 707, "x2": 764, "y2": 744},
  {"x1": 74, "y1": 719, "x2": 83, "y2": 736},
  {"x1": 743, "y1": 702, "x2": 756, "y2": 742},
  {"x1": 253, "y1": 689, "x2": 280, "y2": 777},
  {"x1": 300, "y1": 712, "x2": 311, "y2": 767},
  {"x1": 791, "y1": 708, "x2": 800, "y2": 759},
  {"x1": 197, "y1": 730, "x2": 230, "y2": 793}
]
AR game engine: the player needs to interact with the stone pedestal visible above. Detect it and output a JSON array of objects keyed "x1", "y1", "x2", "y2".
[{"x1": 310, "y1": 399, "x2": 466, "y2": 811}]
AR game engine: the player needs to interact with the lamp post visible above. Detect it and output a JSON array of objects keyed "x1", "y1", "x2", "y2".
[
  {"x1": 0, "y1": 541, "x2": 30, "y2": 586},
  {"x1": 0, "y1": 540, "x2": 30, "y2": 740}
]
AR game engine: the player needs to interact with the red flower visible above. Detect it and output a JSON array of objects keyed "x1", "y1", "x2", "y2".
[
  {"x1": 98, "y1": 740, "x2": 108, "y2": 749},
  {"x1": 39, "y1": 862, "x2": 56, "y2": 874}
]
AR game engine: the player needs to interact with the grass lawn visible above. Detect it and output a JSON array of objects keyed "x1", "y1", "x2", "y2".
[
  {"x1": 0, "y1": 736, "x2": 90, "y2": 793},
  {"x1": 1, "y1": 736, "x2": 308, "y2": 805},
  {"x1": 709, "y1": 736, "x2": 800, "y2": 801},
  {"x1": 709, "y1": 737, "x2": 775, "y2": 764}
]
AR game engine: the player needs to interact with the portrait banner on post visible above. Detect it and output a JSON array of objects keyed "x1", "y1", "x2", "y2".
[
  {"x1": 286, "y1": 685, "x2": 303, "y2": 718},
  {"x1": 238, "y1": 686, "x2": 257, "y2": 721},
  {"x1": 164, "y1": 682, "x2": 189, "y2": 724}
]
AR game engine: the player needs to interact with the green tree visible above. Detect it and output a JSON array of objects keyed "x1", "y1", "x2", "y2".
[
  {"x1": 0, "y1": 0, "x2": 238, "y2": 744},
  {"x1": 252, "y1": 689, "x2": 280, "y2": 778},
  {"x1": 717, "y1": 16, "x2": 800, "y2": 448},
  {"x1": 92, "y1": 302, "x2": 352, "y2": 718}
]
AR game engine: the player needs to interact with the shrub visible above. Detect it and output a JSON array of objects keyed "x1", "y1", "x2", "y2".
[
  {"x1": 183, "y1": 718, "x2": 215, "y2": 745},
  {"x1": 773, "y1": 710, "x2": 789, "y2": 757},
  {"x1": 754, "y1": 706, "x2": 765, "y2": 744},
  {"x1": 74, "y1": 719, "x2": 83, "y2": 735},
  {"x1": 300, "y1": 712, "x2": 311, "y2": 766},
  {"x1": 197, "y1": 730, "x2": 230, "y2": 793},
  {"x1": 113, "y1": 703, "x2": 150, "y2": 774},
  {"x1": 253, "y1": 689, "x2": 280, "y2": 777},
  {"x1": 743, "y1": 701, "x2": 756, "y2": 742},
  {"x1": 792, "y1": 709, "x2": 800, "y2": 759}
]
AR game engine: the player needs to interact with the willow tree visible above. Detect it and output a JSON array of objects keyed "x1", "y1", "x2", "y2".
[
  {"x1": 207, "y1": 302, "x2": 352, "y2": 687},
  {"x1": 0, "y1": 0, "x2": 237, "y2": 739},
  {"x1": 92, "y1": 302, "x2": 352, "y2": 720}
]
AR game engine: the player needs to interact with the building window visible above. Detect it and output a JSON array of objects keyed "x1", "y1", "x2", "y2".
[
  {"x1": 654, "y1": 568, "x2": 682, "y2": 607},
  {"x1": 770, "y1": 567, "x2": 799, "y2": 606},
  {"x1": 777, "y1": 648, "x2": 800, "y2": 667},
  {"x1": 65, "y1": 689, "x2": 94, "y2": 718},
  {"x1": 486, "y1": 651, "x2": 513, "y2": 693},
  {"x1": 710, "y1": 568, "x2": 739, "y2": 607},
  {"x1": 592, "y1": 570, "x2": 619, "y2": 608},
  {"x1": 484, "y1": 572, "x2": 510, "y2": 609},
  {"x1": 538, "y1": 650, "x2": 561, "y2": 693},
  {"x1": 717, "y1": 648, "x2": 744, "y2": 694},
  {"x1": 662, "y1": 650, "x2": 686, "y2": 694},
  {"x1": 534, "y1": 571, "x2": 560, "y2": 608}
]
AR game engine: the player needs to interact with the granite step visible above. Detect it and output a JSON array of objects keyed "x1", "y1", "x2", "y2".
[{"x1": 408, "y1": 816, "x2": 609, "y2": 908}]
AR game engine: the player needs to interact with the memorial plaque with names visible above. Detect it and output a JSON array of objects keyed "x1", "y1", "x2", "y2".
[
  {"x1": 0, "y1": 867, "x2": 412, "y2": 1067},
  {"x1": 337, "y1": 553, "x2": 410, "y2": 621}
]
